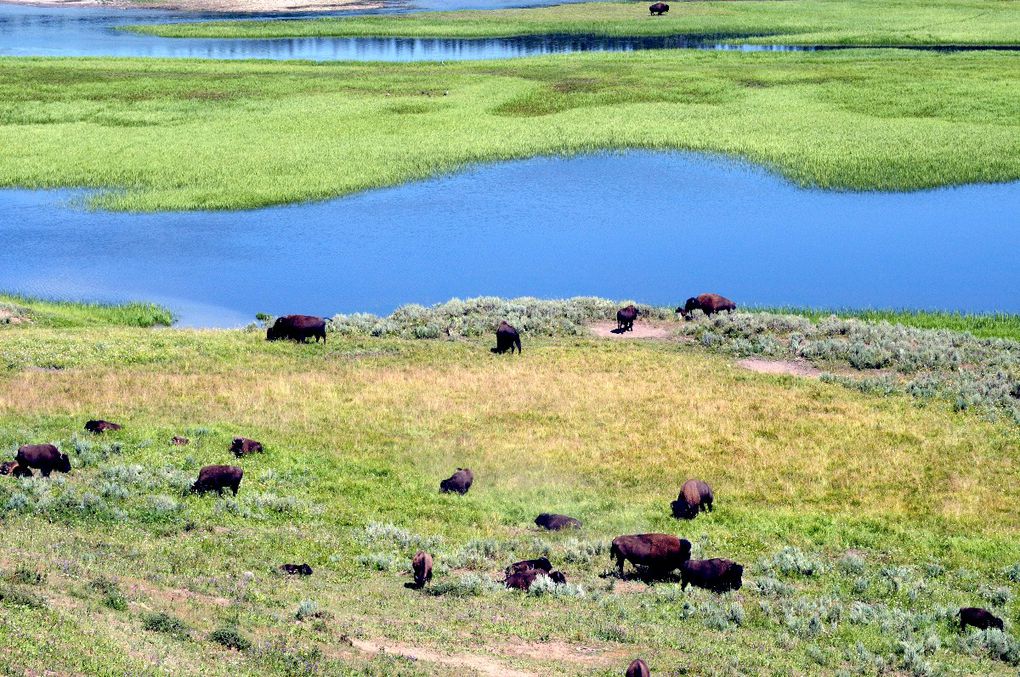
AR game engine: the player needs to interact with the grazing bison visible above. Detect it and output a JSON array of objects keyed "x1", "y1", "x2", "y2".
[
  {"x1": 171, "y1": 436, "x2": 190, "y2": 446},
  {"x1": 266, "y1": 315, "x2": 327, "y2": 343},
  {"x1": 535, "y1": 513, "x2": 581, "y2": 530},
  {"x1": 617, "y1": 305, "x2": 639, "y2": 332},
  {"x1": 16, "y1": 444, "x2": 71, "y2": 477},
  {"x1": 959, "y1": 607, "x2": 1004, "y2": 631},
  {"x1": 610, "y1": 534, "x2": 691, "y2": 579},
  {"x1": 505, "y1": 568, "x2": 567, "y2": 590},
  {"x1": 626, "y1": 658, "x2": 651, "y2": 677},
  {"x1": 439, "y1": 468, "x2": 473, "y2": 495},
  {"x1": 505, "y1": 557, "x2": 552, "y2": 578},
  {"x1": 671, "y1": 479, "x2": 714, "y2": 520},
  {"x1": 648, "y1": 2, "x2": 668, "y2": 15},
  {"x1": 280, "y1": 563, "x2": 313, "y2": 576},
  {"x1": 411, "y1": 551, "x2": 433, "y2": 589},
  {"x1": 492, "y1": 321, "x2": 521, "y2": 355},
  {"x1": 190, "y1": 465, "x2": 243, "y2": 496},
  {"x1": 230, "y1": 437, "x2": 263, "y2": 457},
  {"x1": 677, "y1": 293, "x2": 736, "y2": 318},
  {"x1": 680, "y1": 558, "x2": 743, "y2": 593},
  {"x1": 85, "y1": 420, "x2": 122, "y2": 434}
]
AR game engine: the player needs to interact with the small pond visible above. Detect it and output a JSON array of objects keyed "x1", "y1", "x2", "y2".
[{"x1": 2, "y1": 152, "x2": 1018, "y2": 327}]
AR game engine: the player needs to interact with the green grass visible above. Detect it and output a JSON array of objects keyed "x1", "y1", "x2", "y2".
[
  {"x1": 0, "y1": 315, "x2": 1018, "y2": 674},
  {"x1": 0, "y1": 294, "x2": 174, "y2": 328},
  {"x1": 126, "y1": 0, "x2": 1020, "y2": 46},
  {"x1": 1, "y1": 51, "x2": 1018, "y2": 211},
  {"x1": 765, "y1": 307, "x2": 1020, "y2": 341}
]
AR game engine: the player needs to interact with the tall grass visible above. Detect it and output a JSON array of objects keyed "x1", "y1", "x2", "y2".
[
  {"x1": 127, "y1": 0, "x2": 1020, "y2": 46},
  {"x1": 0, "y1": 294, "x2": 174, "y2": 328},
  {"x1": 1, "y1": 50, "x2": 1017, "y2": 210}
]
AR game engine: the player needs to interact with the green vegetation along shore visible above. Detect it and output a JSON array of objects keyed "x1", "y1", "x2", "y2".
[
  {"x1": 0, "y1": 294, "x2": 173, "y2": 328},
  {"x1": 126, "y1": 0, "x2": 1020, "y2": 46},
  {"x1": 1, "y1": 297, "x2": 1019, "y2": 673},
  {"x1": 1, "y1": 50, "x2": 1018, "y2": 211}
]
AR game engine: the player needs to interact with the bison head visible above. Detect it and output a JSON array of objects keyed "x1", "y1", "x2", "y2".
[
  {"x1": 266, "y1": 324, "x2": 280, "y2": 341},
  {"x1": 671, "y1": 499, "x2": 697, "y2": 520},
  {"x1": 57, "y1": 453, "x2": 72, "y2": 473}
]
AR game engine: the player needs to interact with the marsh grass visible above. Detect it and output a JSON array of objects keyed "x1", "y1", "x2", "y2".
[
  {"x1": 128, "y1": 0, "x2": 1020, "y2": 46},
  {"x1": 0, "y1": 294, "x2": 173, "y2": 328},
  {"x1": 1, "y1": 50, "x2": 1018, "y2": 211}
]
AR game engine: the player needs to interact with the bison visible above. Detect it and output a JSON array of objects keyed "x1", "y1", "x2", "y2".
[
  {"x1": 280, "y1": 563, "x2": 313, "y2": 576},
  {"x1": 648, "y1": 2, "x2": 668, "y2": 15},
  {"x1": 439, "y1": 468, "x2": 473, "y2": 495},
  {"x1": 626, "y1": 658, "x2": 651, "y2": 677},
  {"x1": 535, "y1": 513, "x2": 581, "y2": 530},
  {"x1": 617, "y1": 305, "x2": 639, "y2": 332},
  {"x1": 16, "y1": 444, "x2": 71, "y2": 477},
  {"x1": 411, "y1": 551, "x2": 433, "y2": 589},
  {"x1": 85, "y1": 420, "x2": 122, "y2": 434},
  {"x1": 677, "y1": 293, "x2": 736, "y2": 318},
  {"x1": 492, "y1": 321, "x2": 521, "y2": 355},
  {"x1": 505, "y1": 568, "x2": 567, "y2": 590},
  {"x1": 671, "y1": 479, "x2": 713, "y2": 520},
  {"x1": 266, "y1": 315, "x2": 327, "y2": 343},
  {"x1": 610, "y1": 533, "x2": 691, "y2": 579},
  {"x1": 959, "y1": 607, "x2": 1004, "y2": 631},
  {"x1": 680, "y1": 558, "x2": 743, "y2": 593},
  {"x1": 505, "y1": 557, "x2": 552, "y2": 578},
  {"x1": 0, "y1": 461, "x2": 18, "y2": 476},
  {"x1": 190, "y1": 465, "x2": 243, "y2": 496},
  {"x1": 12, "y1": 465, "x2": 33, "y2": 478},
  {"x1": 230, "y1": 437, "x2": 263, "y2": 457}
]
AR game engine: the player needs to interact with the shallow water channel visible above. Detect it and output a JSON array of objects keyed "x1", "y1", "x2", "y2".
[{"x1": 2, "y1": 152, "x2": 1018, "y2": 327}]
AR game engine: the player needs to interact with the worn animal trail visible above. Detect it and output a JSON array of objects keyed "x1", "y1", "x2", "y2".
[{"x1": 349, "y1": 638, "x2": 536, "y2": 677}]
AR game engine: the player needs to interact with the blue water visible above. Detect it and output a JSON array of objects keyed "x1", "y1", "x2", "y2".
[{"x1": 2, "y1": 152, "x2": 1018, "y2": 327}]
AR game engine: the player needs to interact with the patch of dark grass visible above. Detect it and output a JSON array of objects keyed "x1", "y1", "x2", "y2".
[
  {"x1": 208, "y1": 625, "x2": 251, "y2": 651},
  {"x1": 141, "y1": 611, "x2": 191, "y2": 640}
]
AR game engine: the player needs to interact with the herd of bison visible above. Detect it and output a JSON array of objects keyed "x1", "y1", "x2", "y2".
[{"x1": 1, "y1": 293, "x2": 1008, "y2": 675}]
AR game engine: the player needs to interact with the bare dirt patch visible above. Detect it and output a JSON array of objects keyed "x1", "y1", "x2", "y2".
[
  {"x1": 3, "y1": 0, "x2": 381, "y2": 13},
  {"x1": 589, "y1": 321, "x2": 675, "y2": 340},
  {"x1": 737, "y1": 358, "x2": 822, "y2": 378},
  {"x1": 350, "y1": 638, "x2": 536, "y2": 677}
]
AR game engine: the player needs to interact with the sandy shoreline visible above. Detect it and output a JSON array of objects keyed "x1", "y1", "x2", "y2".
[{"x1": 0, "y1": 0, "x2": 383, "y2": 13}]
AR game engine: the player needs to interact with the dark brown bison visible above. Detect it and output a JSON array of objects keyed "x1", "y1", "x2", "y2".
[
  {"x1": 617, "y1": 305, "x2": 639, "y2": 332},
  {"x1": 959, "y1": 607, "x2": 1004, "y2": 631},
  {"x1": 280, "y1": 563, "x2": 313, "y2": 576},
  {"x1": 535, "y1": 513, "x2": 581, "y2": 530},
  {"x1": 505, "y1": 557, "x2": 552, "y2": 578},
  {"x1": 610, "y1": 534, "x2": 691, "y2": 579},
  {"x1": 171, "y1": 436, "x2": 190, "y2": 446},
  {"x1": 230, "y1": 437, "x2": 263, "y2": 457},
  {"x1": 649, "y1": 2, "x2": 668, "y2": 15},
  {"x1": 492, "y1": 321, "x2": 521, "y2": 355},
  {"x1": 12, "y1": 465, "x2": 33, "y2": 478},
  {"x1": 267, "y1": 315, "x2": 327, "y2": 343},
  {"x1": 677, "y1": 293, "x2": 736, "y2": 318},
  {"x1": 85, "y1": 420, "x2": 122, "y2": 434},
  {"x1": 0, "y1": 461, "x2": 18, "y2": 476},
  {"x1": 626, "y1": 658, "x2": 651, "y2": 677},
  {"x1": 190, "y1": 465, "x2": 243, "y2": 496},
  {"x1": 16, "y1": 444, "x2": 71, "y2": 477},
  {"x1": 411, "y1": 551, "x2": 433, "y2": 589},
  {"x1": 505, "y1": 568, "x2": 567, "y2": 590},
  {"x1": 439, "y1": 468, "x2": 473, "y2": 495},
  {"x1": 671, "y1": 479, "x2": 714, "y2": 520},
  {"x1": 680, "y1": 558, "x2": 743, "y2": 593}
]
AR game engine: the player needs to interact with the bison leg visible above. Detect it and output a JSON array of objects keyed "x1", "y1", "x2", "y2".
[
  {"x1": 231, "y1": 483, "x2": 240, "y2": 496},
  {"x1": 41, "y1": 468, "x2": 51, "y2": 478},
  {"x1": 616, "y1": 556, "x2": 626, "y2": 578}
]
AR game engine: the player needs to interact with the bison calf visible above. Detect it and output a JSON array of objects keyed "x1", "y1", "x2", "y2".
[
  {"x1": 267, "y1": 315, "x2": 327, "y2": 343},
  {"x1": 535, "y1": 513, "x2": 581, "y2": 530},
  {"x1": 504, "y1": 568, "x2": 566, "y2": 590},
  {"x1": 280, "y1": 563, "x2": 313, "y2": 576},
  {"x1": 680, "y1": 558, "x2": 743, "y2": 593},
  {"x1": 191, "y1": 465, "x2": 243, "y2": 496},
  {"x1": 439, "y1": 468, "x2": 473, "y2": 495},
  {"x1": 677, "y1": 293, "x2": 736, "y2": 318},
  {"x1": 16, "y1": 444, "x2": 71, "y2": 477},
  {"x1": 85, "y1": 420, "x2": 122, "y2": 434},
  {"x1": 410, "y1": 551, "x2": 433, "y2": 589},
  {"x1": 671, "y1": 479, "x2": 713, "y2": 520},
  {"x1": 505, "y1": 557, "x2": 552, "y2": 578},
  {"x1": 626, "y1": 658, "x2": 651, "y2": 677},
  {"x1": 959, "y1": 607, "x2": 1004, "y2": 631},
  {"x1": 492, "y1": 321, "x2": 521, "y2": 355},
  {"x1": 230, "y1": 437, "x2": 263, "y2": 457},
  {"x1": 611, "y1": 534, "x2": 691, "y2": 580},
  {"x1": 617, "y1": 305, "x2": 639, "y2": 332}
]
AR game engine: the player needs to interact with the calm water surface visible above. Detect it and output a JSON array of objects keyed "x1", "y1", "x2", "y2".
[{"x1": 2, "y1": 152, "x2": 1018, "y2": 327}]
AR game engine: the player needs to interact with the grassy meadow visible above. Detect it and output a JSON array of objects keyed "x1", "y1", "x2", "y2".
[
  {"x1": 1, "y1": 302, "x2": 1020, "y2": 674},
  {"x1": 127, "y1": 0, "x2": 1020, "y2": 46},
  {"x1": 0, "y1": 50, "x2": 1018, "y2": 211}
]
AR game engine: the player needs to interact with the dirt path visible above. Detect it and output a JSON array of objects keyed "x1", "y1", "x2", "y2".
[
  {"x1": 3, "y1": 0, "x2": 381, "y2": 13},
  {"x1": 588, "y1": 321, "x2": 675, "y2": 340},
  {"x1": 737, "y1": 358, "x2": 821, "y2": 378},
  {"x1": 350, "y1": 639, "x2": 536, "y2": 677}
]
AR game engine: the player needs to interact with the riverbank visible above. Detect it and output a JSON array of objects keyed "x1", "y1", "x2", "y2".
[
  {"x1": 0, "y1": 0, "x2": 382, "y2": 13},
  {"x1": 126, "y1": 0, "x2": 1020, "y2": 45}
]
